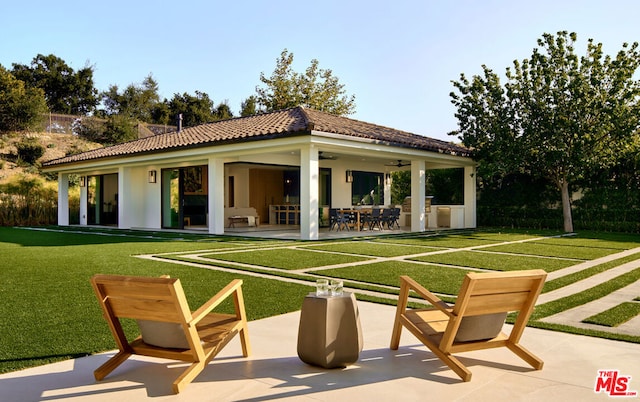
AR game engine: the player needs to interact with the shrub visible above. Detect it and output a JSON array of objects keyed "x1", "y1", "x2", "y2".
[
  {"x1": 15, "y1": 139, "x2": 45, "y2": 165},
  {"x1": 0, "y1": 174, "x2": 79, "y2": 226}
]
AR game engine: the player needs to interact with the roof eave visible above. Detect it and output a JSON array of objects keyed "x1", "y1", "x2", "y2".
[{"x1": 41, "y1": 130, "x2": 313, "y2": 170}]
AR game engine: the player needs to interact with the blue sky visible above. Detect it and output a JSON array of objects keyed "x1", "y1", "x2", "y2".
[{"x1": 1, "y1": 0, "x2": 638, "y2": 141}]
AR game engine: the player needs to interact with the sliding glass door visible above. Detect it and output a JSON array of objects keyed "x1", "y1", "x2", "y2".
[
  {"x1": 87, "y1": 173, "x2": 119, "y2": 226},
  {"x1": 161, "y1": 166, "x2": 208, "y2": 229}
]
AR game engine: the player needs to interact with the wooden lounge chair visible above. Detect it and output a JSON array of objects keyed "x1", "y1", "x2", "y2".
[
  {"x1": 390, "y1": 269, "x2": 547, "y2": 382},
  {"x1": 90, "y1": 274, "x2": 251, "y2": 394}
]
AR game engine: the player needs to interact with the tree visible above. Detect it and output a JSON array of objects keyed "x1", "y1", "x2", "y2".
[
  {"x1": 391, "y1": 171, "x2": 411, "y2": 205},
  {"x1": 102, "y1": 115, "x2": 137, "y2": 144},
  {"x1": 11, "y1": 54, "x2": 98, "y2": 115},
  {"x1": 0, "y1": 66, "x2": 48, "y2": 132},
  {"x1": 101, "y1": 74, "x2": 160, "y2": 122},
  {"x1": 166, "y1": 91, "x2": 216, "y2": 127},
  {"x1": 574, "y1": 131, "x2": 640, "y2": 217},
  {"x1": 240, "y1": 95, "x2": 258, "y2": 117},
  {"x1": 74, "y1": 116, "x2": 107, "y2": 143},
  {"x1": 450, "y1": 31, "x2": 640, "y2": 232},
  {"x1": 255, "y1": 49, "x2": 356, "y2": 115},
  {"x1": 150, "y1": 101, "x2": 171, "y2": 125},
  {"x1": 214, "y1": 101, "x2": 233, "y2": 120}
]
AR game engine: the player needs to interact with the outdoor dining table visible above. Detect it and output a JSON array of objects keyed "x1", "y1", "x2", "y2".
[{"x1": 338, "y1": 208, "x2": 372, "y2": 231}]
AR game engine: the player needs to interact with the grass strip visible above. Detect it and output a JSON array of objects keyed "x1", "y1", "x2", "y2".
[
  {"x1": 525, "y1": 320, "x2": 640, "y2": 343},
  {"x1": 411, "y1": 250, "x2": 575, "y2": 272},
  {"x1": 315, "y1": 260, "x2": 471, "y2": 295},
  {"x1": 582, "y1": 302, "x2": 640, "y2": 327},
  {"x1": 300, "y1": 241, "x2": 445, "y2": 257},
  {"x1": 481, "y1": 242, "x2": 620, "y2": 260},
  {"x1": 162, "y1": 255, "x2": 459, "y2": 305},
  {"x1": 374, "y1": 236, "x2": 501, "y2": 248},
  {"x1": 543, "y1": 252, "x2": 640, "y2": 292},
  {"x1": 531, "y1": 267, "x2": 640, "y2": 321},
  {"x1": 197, "y1": 248, "x2": 372, "y2": 269},
  {"x1": 551, "y1": 230, "x2": 640, "y2": 248},
  {"x1": 159, "y1": 255, "x2": 403, "y2": 296}
]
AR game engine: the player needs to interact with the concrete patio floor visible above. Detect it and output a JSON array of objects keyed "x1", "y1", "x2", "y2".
[{"x1": 1, "y1": 300, "x2": 638, "y2": 401}]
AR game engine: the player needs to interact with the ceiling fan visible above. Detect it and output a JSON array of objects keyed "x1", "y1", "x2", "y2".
[
  {"x1": 319, "y1": 152, "x2": 337, "y2": 160},
  {"x1": 386, "y1": 160, "x2": 411, "y2": 167}
]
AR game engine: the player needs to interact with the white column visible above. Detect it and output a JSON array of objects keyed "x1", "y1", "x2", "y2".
[
  {"x1": 57, "y1": 173, "x2": 69, "y2": 226},
  {"x1": 464, "y1": 165, "x2": 477, "y2": 228},
  {"x1": 384, "y1": 173, "x2": 392, "y2": 206},
  {"x1": 410, "y1": 160, "x2": 426, "y2": 232},
  {"x1": 300, "y1": 145, "x2": 319, "y2": 240},
  {"x1": 79, "y1": 180, "x2": 87, "y2": 225},
  {"x1": 209, "y1": 157, "x2": 225, "y2": 235},
  {"x1": 118, "y1": 166, "x2": 129, "y2": 229}
]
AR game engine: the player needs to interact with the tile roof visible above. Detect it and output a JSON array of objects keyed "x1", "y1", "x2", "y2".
[{"x1": 43, "y1": 106, "x2": 470, "y2": 167}]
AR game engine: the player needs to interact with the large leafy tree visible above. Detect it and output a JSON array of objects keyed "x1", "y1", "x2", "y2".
[
  {"x1": 255, "y1": 49, "x2": 356, "y2": 115},
  {"x1": 101, "y1": 74, "x2": 160, "y2": 122},
  {"x1": 450, "y1": 31, "x2": 640, "y2": 232},
  {"x1": 154, "y1": 91, "x2": 232, "y2": 128},
  {"x1": 240, "y1": 95, "x2": 258, "y2": 117},
  {"x1": 0, "y1": 66, "x2": 48, "y2": 132},
  {"x1": 163, "y1": 91, "x2": 216, "y2": 127},
  {"x1": 11, "y1": 54, "x2": 98, "y2": 115}
]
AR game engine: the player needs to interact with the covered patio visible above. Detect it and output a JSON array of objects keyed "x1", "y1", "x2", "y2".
[{"x1": 43, "y1": 107, "x2": 475, "y2": 240}]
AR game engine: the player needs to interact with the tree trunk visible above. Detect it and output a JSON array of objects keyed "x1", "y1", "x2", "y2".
[{"x1": 560, "y1": 180, "x2": 574, "y2": 232}]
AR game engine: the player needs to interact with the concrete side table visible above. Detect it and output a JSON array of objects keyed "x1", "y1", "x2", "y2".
[{"x1": 297, "y1": 292, "x2": 363, "y2": 368}]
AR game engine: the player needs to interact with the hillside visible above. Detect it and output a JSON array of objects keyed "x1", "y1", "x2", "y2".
[{"x1": 0, "y1": 132, "x2": 102, "y2": 183}]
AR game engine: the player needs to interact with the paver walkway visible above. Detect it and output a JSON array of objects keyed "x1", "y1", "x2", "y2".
[{"x1": 535, "y1": 247, "x2": 640, "y2": 336}]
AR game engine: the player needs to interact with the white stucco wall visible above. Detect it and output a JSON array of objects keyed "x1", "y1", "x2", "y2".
[
  {"x1": 142, "y1": 166, "x2": 161, "y2": 229},
  {"x1": 57, "y1": 173, "x2": 69, "y2": 226},
  {"x1": 114, "y1": 166, "x2": 161, "y2": 229},
  {"x1": 226, "y1": 166, "x2": 250, "y2": 208}
]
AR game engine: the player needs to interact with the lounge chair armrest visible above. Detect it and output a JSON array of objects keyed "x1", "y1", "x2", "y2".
[
  {"x1": 191, "y1": 279, "x2": 243, "y2": 324},
  {"x1": 399, "y1": 275, "x2": 452, "y2": 313}
]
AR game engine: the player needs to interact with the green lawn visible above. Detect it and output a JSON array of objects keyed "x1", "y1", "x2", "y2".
[
  {"x1": 315, "y1": 260, "x2": 472, "y2": 294},
  {"x1": 299, "y1": 241, "x2": 445, "y2": 257},
  {"x1": 1, "y1": 226, "x2": 640, "y2": 375},
  {"x1": 410, "y1": 250, "x2": 578, "y2": 272},
  {"x1": 583, "y1": 302, "x2": 640, "y2": 327},
  {"x1": 481, "y1": 241, "x2": 623, "y2": 260},
  {"x1": 374, "y1": 234, "x2": 507, "y2": 248},
  {"x1": 198, "y1": 248, "x2": 372, "y2": 269},
  {"x1": 0, "y1": 228, "x2": 312, "y2": 373}
]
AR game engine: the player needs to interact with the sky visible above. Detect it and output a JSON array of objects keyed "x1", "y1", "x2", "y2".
[{"x1": 1, "y1": 0, "x2": 639, "y2": 141}]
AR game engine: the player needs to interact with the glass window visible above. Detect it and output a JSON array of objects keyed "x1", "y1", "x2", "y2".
[{"x1": 352, "y1": 171, "x2": 384, "y2": 206}]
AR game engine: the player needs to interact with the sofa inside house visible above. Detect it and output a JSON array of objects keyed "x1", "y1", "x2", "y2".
[{"x1": 224, "y1": 207, "x2": 260, "y2": 228}]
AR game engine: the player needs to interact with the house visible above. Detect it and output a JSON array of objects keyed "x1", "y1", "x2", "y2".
[{"x1": 42, "y1": 106, "x2": 476, "y2": 240}]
